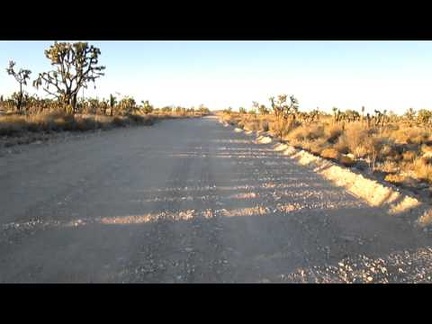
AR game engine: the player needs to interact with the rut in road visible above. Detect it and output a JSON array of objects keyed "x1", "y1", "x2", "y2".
[{"x1": 0, "y1": 116, "x2": 432, "y2": 283}]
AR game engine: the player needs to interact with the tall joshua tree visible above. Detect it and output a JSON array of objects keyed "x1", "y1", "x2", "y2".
[
  {"x1": 6, "y1": 61, "x2": 31, "y2": 113},
  {"x1": 33, "y1": 41, "x2": 105, "y2": 114}
]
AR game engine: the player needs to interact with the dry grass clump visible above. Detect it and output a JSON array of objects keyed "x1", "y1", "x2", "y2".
[
  {"x1": 339, "y1": 123, "x2": 370, "y2": 158},
  {"x1": 391, "y1": 126, "x2": 431, "y2": 145},
  {"x1": 421, "y1": 144, "x2": 432, "y2": 156},
  {"x1": 339, "y1": 154, "x2": 356, "y2": 167},
  {"x1": 260, "y1": 119, "x2": 270, "y2": 132},
  {"x1": 320, "y1": 148, "x2": 341, "y2": 161},
  {"x1": 283, "y1": 123, "x2": 321, "y2": 143},
  {"x1": 384, "y1": 173, "x2": 418, "y2": 187},
  {"x1": 410, "y1": 157, "x2": 432, "y2": 182},
  {"x1": 378, "y1": 160, "x2": 400, "y2": 173},
  {"x1": 323, "y1": 123, "x2": 343, "y2": 144},
  {"x1": 0, "y1": 115, "x2": 28, "y2": 135},
  {"x1": 402, "y1": 150, "x2": 418, "y2": 162},
  {"x1": 377, "y1": 141, "x2": 402, "y2": 163},
  {"x1": 308, "y1": 138, "x2": 327, "y2": 155},
  {"x1": 333, "y1": 136, "x2": 350, "y2": 154},
  {"x1": 243, "y1": 119, "x2": 260, "y2": 132},
  {"x1": 270, "y1": 118, "x2": 299, "y2": 138}
]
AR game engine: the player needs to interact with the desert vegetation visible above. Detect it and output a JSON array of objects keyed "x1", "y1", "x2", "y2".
[
  {"x1": 219, "y1": 95, "x2": 432, "y2": 198},
  {"x1": 0, "y1": 41, "x2": 210, "y2": 142}
]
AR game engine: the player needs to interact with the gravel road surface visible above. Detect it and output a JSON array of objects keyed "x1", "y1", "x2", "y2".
[{"x1": 1, "y1": 116, "x2": 432, "y2": 283}]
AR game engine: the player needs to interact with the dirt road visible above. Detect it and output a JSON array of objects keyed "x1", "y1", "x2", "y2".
[{"x1": 1, "y1": 116, "x2": 432, "y2": 283}]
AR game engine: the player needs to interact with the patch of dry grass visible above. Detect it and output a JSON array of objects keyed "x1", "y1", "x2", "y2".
[
  {"x1": 221, "y1": 111, "x2": 432, "y2": 191},
  {"x1": 384, "y1": 173, "x2": 418, "y2": 187},
  {"x1": 0, "y1": 111, "x2": 155, "y2": 137},
  {"x1": 339, "y1": 155, "x2": 356, "y2": 167},
  {"x1": 270, "y1": 118, "x2": 298, "y2": 138},
  {"x1": 323, "y1": 123, "x2": 343, "y2": 144},
  {"x1": 378, "y1": 160, "x2": 400, "y2": 173},
  {"x1": 284, "y1": 123, "x2": 323, "y2": 143},
  {"x1": 390, "y1": 126, "x2": 431, "y2": 145},
  {"x1": 340, "y1": 123, "x2": 371, "y2": 158},
  {"x1": 412, "y1": 158, "x2": 432, "y2": 182},
  {"x1": 402, "y1": 150, "x2": 417, "y2": 162},
  {"x1": 0, "y1": 115, "x2": 28, "y2": 135},
  {"x1": 320, "y1": 148, "x2": 341, "y2": 161}
]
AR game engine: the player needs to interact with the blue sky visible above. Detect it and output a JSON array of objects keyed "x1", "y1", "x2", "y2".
[{"x1": 0, "y1": 41, "x2": 431, "y2": 113}]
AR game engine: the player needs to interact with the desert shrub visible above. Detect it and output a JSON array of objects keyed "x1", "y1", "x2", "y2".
[
  {"x1": 380, "y1": 144, "x2": 394, "y2": 156},
  {"x1": 244, "y1": 120, "x2": 260, "y2": 132},
  {"x1": 377, "y1": 141, "x2": 401, "y2": 162},
  {"x1": 94, "y1": 115, "x2": 113, "y2": 129},
  {"x1": 320, "y1": 148, "x2": 341, "y2": 161},
  {"x1": 126, "y1": 114, "x2": 145, "y2": 124},
  {"x1": 112, "y1": 116, "x2": 127, "y2": 127},
  {"x1": 411, "y1": 157, "x2": 432, "y2": 182},
  {"x1": 402, "y1": 150, "x2": 417, "y2": 162},
  {"x1": 261, "y1": 120, "x2": 269, "y2": 132},
  {"x1": 421, "y1": 144, "x2": 432, "y2": 156},
  {"x1": 341, "y1": 123, "x2": 370, "y2": 157},
  {"x1": 0, "y1": 115, "x2": 26, "y2": 126},
  {"x1": 300, "y1": 140, "x2": 324, "y2": 155},
  {"x1": 384, "y1": 174, "x2": 418, "y2": 186},
  {"x1": 308, "y1": 138, "x2": 327, "y2": 155},
  {"x1": 271, "y1": 118, "x2": 299, "y2": 138},
  {"x1": 352, "y1": 144, "x2": 370, "y2": 159},
  {"x1": 59, "y1": 114, "x2": 78, "y2": 131},
  {"x1": 324, "y1": 123, "x2": 343, "y2": 144},
  {"x1": 421, "y1": 155, "x2": 432, "y2": 165},
  {"x1": 27, "y1": 113, "x2": 55, "y2": 132},
  {"x1": 284, "y1": 122, "x2": 315, "y2": 143},
  {"x1": 73, "y1": 116, "x2": 96, "y2": 131},
  {"x1": 307, "y1": 125, "x2": 324, "y2": 141},
  {"x1": 141, "y1": 116, "x2": 154, "y2": 126},
  {"x1": 377, "y1": 160, "x2": 399, "y2": 173},
  {"x1": 392, "y1": 126, "x2": 430, "y2": 145},
  {"x1": 0, "y1": 115, "x2": 30, "y2": 135},
  {"x1": 407, "y1": 129, "x2": 430, "y2": 145},
  {"x1": 333, "y1": 136, "x2": 350, "y2": 154},
  {"x1": 127, "y1": 114, "x2": 154, "y2": 126},
  {"x1": 339, "y1": 155, "x2": 356, "y2": 167}
]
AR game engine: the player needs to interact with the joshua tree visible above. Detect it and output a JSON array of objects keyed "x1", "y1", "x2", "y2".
[
  {"x1": 141, "y1": 100, "x2": 154, "y2": 114},
  {"x1": 417, "y1": 109, "x2": 432, "y2": 126},
  {"x1": 374, "y1": 109, "x2": 388, "y2": 126},
  {"x1": 118, "y1": 97, "x2": 137, "y2": 115},
  {"x1": 6, "y1": 61, "x2": 31, "y2": 113},
  {"x1": 269, "y1": 94, "x2": 299, "y2": 120},
  {"x1": 109, "y1": 94, "x2": 117, "y2": 116},
  {"x1": 332, "y1": 107, "x2": 341, "y2": 122},
  {"x1": 404, "y1": 107, "x2": 416, "y2": 122},
  {"x1": 33, "y1": 42, "x2": 105, "y2": 114},
  {"x1": 258, "y1": 104, "x2": 269, "y2": 115}
]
